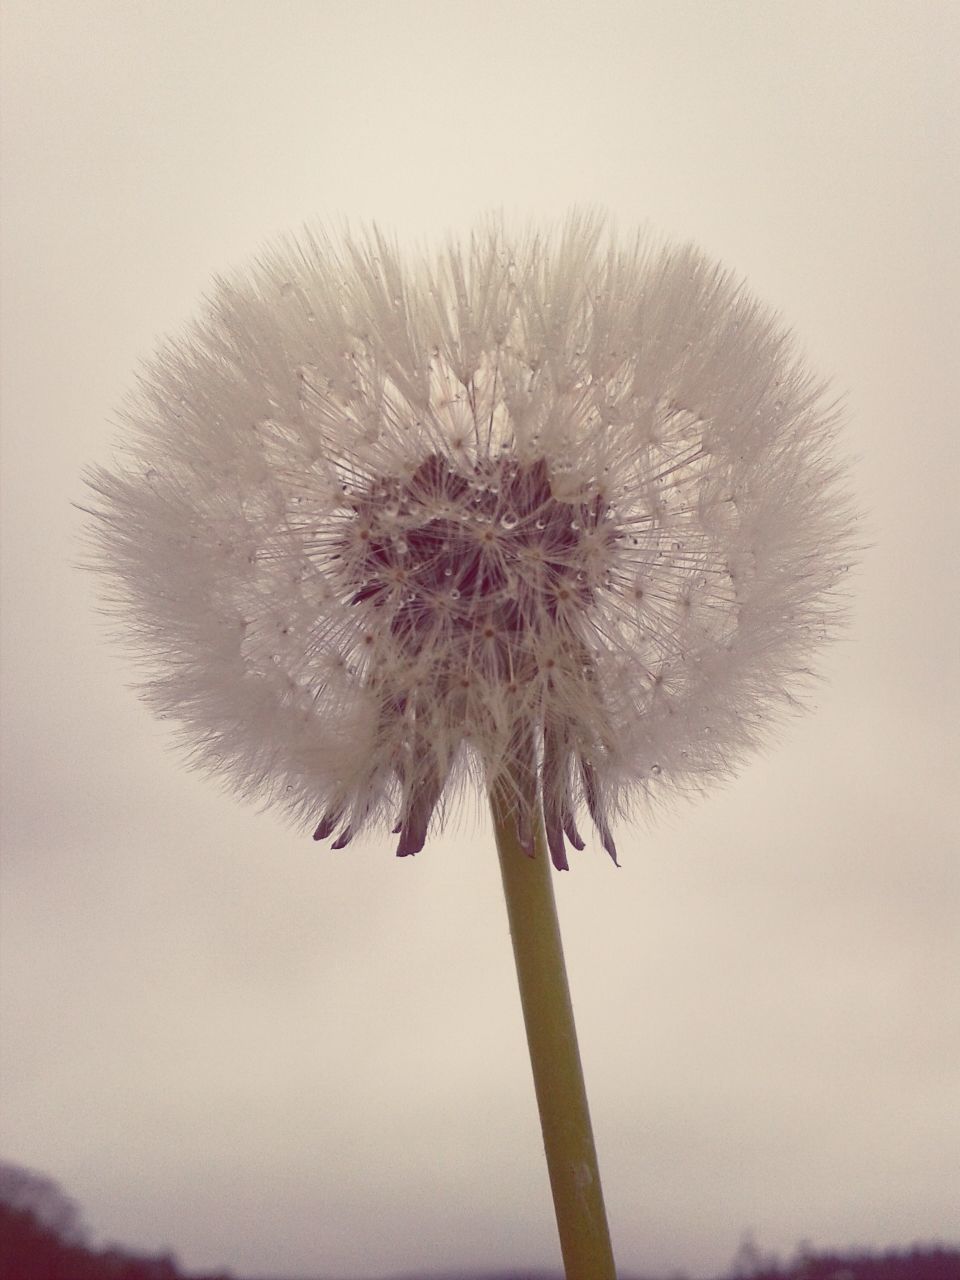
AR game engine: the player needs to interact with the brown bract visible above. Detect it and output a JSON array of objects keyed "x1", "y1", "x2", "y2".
[{"x1": 315, "y1": 452, "x2": 620, "y2": 868}]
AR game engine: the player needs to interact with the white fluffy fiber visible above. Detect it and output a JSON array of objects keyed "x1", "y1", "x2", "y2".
[{"x1": 86, "y1": 212, "x2": 855, "y2": 864}]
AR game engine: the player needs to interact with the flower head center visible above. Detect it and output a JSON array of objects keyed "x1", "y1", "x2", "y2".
[{"x1": 343, "y1": 453, "x2": 613, "y2": 647}]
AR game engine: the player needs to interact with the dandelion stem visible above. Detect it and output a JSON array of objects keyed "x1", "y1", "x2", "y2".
[{"x1": 490, "y1": 783, "x2": 617, "y2": 1280}]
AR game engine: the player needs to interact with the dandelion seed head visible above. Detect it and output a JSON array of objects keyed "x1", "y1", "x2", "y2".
[{"x1": 86, "y1": 213, "x2": 855, "y2": 867}]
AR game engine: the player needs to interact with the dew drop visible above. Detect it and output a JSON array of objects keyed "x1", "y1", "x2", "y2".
[
  {"x1": 500, "y1": 511, "x2": 519, "y2": 530},
  {"x1": 450, "y1": 589, "x2": 461, "y2": 600},
  {"x1": 650, "y1": 763, "x2": 662, "y2": 777}
]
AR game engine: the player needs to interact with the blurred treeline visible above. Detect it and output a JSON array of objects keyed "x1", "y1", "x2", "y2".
[
  {"x1": 0, "y1": 1202, "x2": 230, "y2": 1280},
  {"x1": 1, "y1": 1160, "x2": 957, "y2": 1280},
  {"x1": 720, "y1": 1233, "x2": 960, "y2": 1280},
  {"x1": 0, "y1": 1161, "x2": 229, "y2": 1280}
]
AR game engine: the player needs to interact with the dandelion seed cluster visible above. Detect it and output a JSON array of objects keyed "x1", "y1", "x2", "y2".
[{"x1": 88, "y1": 214, "x2": 853, "y2": 867}]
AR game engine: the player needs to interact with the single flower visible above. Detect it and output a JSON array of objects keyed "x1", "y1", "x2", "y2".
[{"x1": 86, "y1": 213, "x2": 853, "y2": 868}]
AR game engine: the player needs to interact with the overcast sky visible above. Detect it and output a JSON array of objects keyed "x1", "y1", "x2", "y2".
[{"x1": 1, "y1": 3, "x2": 958, "y2": 1278}]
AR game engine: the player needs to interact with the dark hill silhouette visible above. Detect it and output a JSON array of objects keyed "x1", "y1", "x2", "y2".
[{"x1": 1, "y1": 1160, "x2": 957, "y2": 1280}]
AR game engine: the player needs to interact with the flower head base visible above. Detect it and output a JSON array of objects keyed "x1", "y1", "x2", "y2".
[
  {"x1": 327, "y1": 449, "x2": 621, "y2": 865},
  {"x1": 87, "y1": 214, "x2": 853, "y2": 867}
]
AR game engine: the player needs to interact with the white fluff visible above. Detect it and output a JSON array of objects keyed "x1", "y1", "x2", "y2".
[{"x1": 86, "y1": 212, "x2": 855, "y2": 866}]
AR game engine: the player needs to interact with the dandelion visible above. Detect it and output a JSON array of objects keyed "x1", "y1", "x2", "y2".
[{"x1": 86, "y1": 212, "x2": 854, "y2": 1279}]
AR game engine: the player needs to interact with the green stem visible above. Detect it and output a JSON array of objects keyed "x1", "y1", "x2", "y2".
[{"x1": 490, "y1": 784, "x2": 617, "y2": 1280}]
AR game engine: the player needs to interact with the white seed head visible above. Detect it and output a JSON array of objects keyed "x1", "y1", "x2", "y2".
[{"x1": 85, "y1": 213, "x2": 855, "y2": 867}]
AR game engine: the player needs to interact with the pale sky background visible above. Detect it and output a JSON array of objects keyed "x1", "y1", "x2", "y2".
[{"x1": 1, "y1": 3, "x2": 958, "y2": 1278}]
